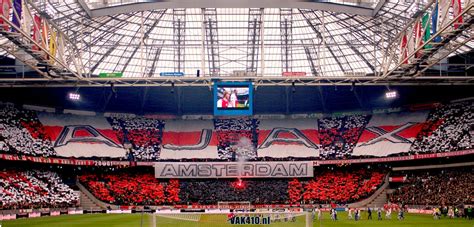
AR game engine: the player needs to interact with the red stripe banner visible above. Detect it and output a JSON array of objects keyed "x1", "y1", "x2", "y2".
[{"x1": 0, "y1": 149, "x2": 472, "y2": 167}]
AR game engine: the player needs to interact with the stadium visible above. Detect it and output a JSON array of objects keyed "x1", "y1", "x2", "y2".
[{"x1": 0, "y1": 0, "x2": 473, "y2": 226}]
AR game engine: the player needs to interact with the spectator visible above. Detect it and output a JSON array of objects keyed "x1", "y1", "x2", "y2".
[
  {"x1": 79, "y1": 167, "x2": 386, "y2": 206},
  {"x1": 107, "y1": 116, "x2": 164, "y2": 161},
  {"x1": 303, "y1": 168, "x2": 385, "y2": 204},
  {"x1": 0, "y1": 104, "x2": 55, "y2": 157},
  {"x1": 79, "y1": 172, "x2": 176, "y2": 205},
  {"x1": 214, "y1": 119, "x2": 259, "y2": 160},
  {"x1": 389, "y1": 168, "x2": 474, "y2": 206},
  {"x1": 410, "y1": 101, "x2": 473, "y2": 154},
  {"x1": 180, "y1": 178, "x2": 288, "y2": 205},
  {"x1": 0, "y1": 169, "x2": 78, "y2": 209},
  {"x1": 318, "y1": 115, "x2": 370, "y2": 159}
]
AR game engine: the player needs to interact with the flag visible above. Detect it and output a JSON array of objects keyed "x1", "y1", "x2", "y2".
[
  {"x1": 0, "y1": 0, "x2": 11, "y2": 30},
  {"x1": 37, "y1": 112, "x2": 126, "y2": 158},
  {"x1": 451, "y1": 0, "x2": 463, "y2": 29},
  {"x1": 32, "y1": 14, "x2": 41, "y2": 51},
  {"x1": 39, "y1": 19, "x2": 49, "y2": 59},
  {"x1": 258, "y1": 119, "x2": 320, "y2": 158},
  {"x1": 11, "y1": 0, "x2": 21, "y2": 32},
  {"x1": 57, "y1": 33, "x2": 65, "y2": 62},
  {"x1": 352, "y1": 111, "x2": 429, "y2": 157},
  {"x1": 160, "y1": 120, "x2": 219, "y2": 159},
  {"x1": 21, "y1": 1, "x2": 31, "y2": 34},
  {"x1": 414, "y1": 19, "x2": 423, "y2": 57},
  {"x1": 438, "y1": 0, "x2": 451, "y2": 32},
  {"x1": 41, "y1": 19, "x2": 49, "y2": 57},
  {"x1": 406, "y1": 26, "x2": 415, "y2": 63},
  {"x1": 422, "y1": 13, "x2": 432, "y2": 49},
  {"x1": 400, "y1": 31, "x2": 408, "y2": 64},
  {"x1": 49, "y1": 30, "x2": 57, "y2": 64},
  {"x1": 431, "y1": 0, "x2": 442, "y2": 42}
]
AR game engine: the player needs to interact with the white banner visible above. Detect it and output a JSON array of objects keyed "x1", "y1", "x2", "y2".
[
  {"x1": 155, "y1": 161, "x2": 313, "y2": 178},
  {"x1": 106, "y1": 210, "x2": 132, "y2": 214}
]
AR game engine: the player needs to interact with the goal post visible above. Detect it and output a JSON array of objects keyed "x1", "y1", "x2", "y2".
[{"x1": 150, "y1": 211, "x2": 313, "y2": 227}]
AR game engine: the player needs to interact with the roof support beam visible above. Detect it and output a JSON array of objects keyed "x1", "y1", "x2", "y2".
[
  {"x1": 299, "y1": 9, "x2": 346, "y2": 74},
  {"x1": 88, "y1": 15, "x2": 137, "y2": 73},
  {"x1": 280, "y1": 8, "x2": 293, "y2": 72},
  {"x1": 307, "y1": 10, "x2": 355, "y2": 72},
  {"x1": 302, "y1": 39, "x2": 319, "y2": 76},
  {"x1": 202, "y1": 8, "x2": 220, "y2": 76},
  {"x1": 246, "y1": 8, "x2": 263, "y2": 73},
  {"x1": 119, "y1": 11, "x2": 165, "y2": 73},
  {"x1": 173, "y1": 9, "x2": 186, "y2": 73},
  {"x1": 2, "y1": 75, "x2": 473, "y2": 88},
  {"x1": 111, "y1": 12, "x2": 155, "y2": 73},
  {"x1": 80, "y1": 0, "x2": 375, "y2": 17},
  {"x1": 147, "y1": 43, "x2": 164, "y2": 77}
]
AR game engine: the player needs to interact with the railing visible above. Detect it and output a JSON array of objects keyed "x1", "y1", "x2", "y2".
[
  {"x1": 379, "y1": 0, "x2": 474, "y2": 78},
  {"x1": 0, "y1": 0, "x2": 85, "y2": 79},
  {"x1": 84, "y1": 0, "x2": 151, "y2": 9}
]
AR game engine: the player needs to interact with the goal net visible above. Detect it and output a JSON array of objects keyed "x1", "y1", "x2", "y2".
[{"x1": 150, "y1": 211, "x2": 313, "y2": 227}]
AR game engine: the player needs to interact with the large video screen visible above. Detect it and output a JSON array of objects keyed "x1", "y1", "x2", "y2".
[{"x1": 213, "y1": 82, "x2": 253, "y2": 116}]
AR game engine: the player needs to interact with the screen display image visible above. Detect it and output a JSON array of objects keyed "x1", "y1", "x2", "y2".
[
  {"x1": 216, "y1": 86, "x2": 249, "y2": 110},
  {"x1": 213, "y1": 82, "x2": 253, "y2": 116}
]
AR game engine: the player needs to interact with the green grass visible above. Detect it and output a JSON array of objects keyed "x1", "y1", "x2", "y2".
[
  {"x1": 1, "y1": 213, "x2": 150, "y2": 227},
  {"x1": 1, "y1": 212, "x2": 472, "y2": 227}
]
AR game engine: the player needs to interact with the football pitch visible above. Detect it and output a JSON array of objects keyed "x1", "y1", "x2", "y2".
[{"x1": 1, "y1": 212, "x2": 472, "y2": 227}]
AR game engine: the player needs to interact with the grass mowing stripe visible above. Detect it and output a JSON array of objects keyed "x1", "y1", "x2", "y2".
[
  {"x1": 2, "y1": 213, "x2": 150, "y2": 227},
  {"x1": 1, "y1": 212, "x2": 472, "y2": 227}
]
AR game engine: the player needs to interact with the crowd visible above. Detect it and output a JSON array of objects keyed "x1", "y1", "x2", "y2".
[
  {"x1": 0, "y1": 104, "x2": 55, "y2": 157},
  {"x1": 410, "y1": 101, "x2": 473, "y2": 154},
  {"x1": 0, "y1": 102, "x2": 472, "y2": 161},
  {"x1": 288, "y1": 179, "x2": 303, "y2": 204},
  {"x1": 214, "y1": 119, "x2": 259, "y2": 160},
  {"x1": 180, "y1": 178, "x2": 289, "y2": 205},
  {"x1": 81, "y1": 172, "x2": 290, "y2": 205},
  {"x1": 318, "y1": 115, "x2": 370, "y2": 159},
  {"x1": 107, "y1": 116, "x2": 164, "y2": 161},
  {"x1": 389, "y1": 168, "x2": 474, "y2": 206},
  {"x1": 0, "y1": 169, "x2": 78, "y2": 209},
  {"x1": 78, "y1": 167, "x2": 387, "y2": 206},
  {"x1": 302, "y1": 168, "x2": 385, "y2": 204},
  {"x1": 79, "y1": 172, "x2": 179, "y2": 205}
]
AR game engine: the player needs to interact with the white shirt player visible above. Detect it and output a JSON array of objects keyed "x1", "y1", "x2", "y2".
[{"x1": 229, "y1": 91, "x2": 237, "y2": 108}]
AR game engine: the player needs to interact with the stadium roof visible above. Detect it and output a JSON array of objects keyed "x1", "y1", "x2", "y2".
[{"x1": 27, "y1": 0, "x2": 471, "y2": 79}]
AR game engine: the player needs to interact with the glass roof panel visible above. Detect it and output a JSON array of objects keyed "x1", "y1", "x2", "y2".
[
  {"x1": 10, "y1": 0, "x2": 472, "y2": 77},
  {"x1": 82, "y1": 0, "x2": 379, "y2": 10}
]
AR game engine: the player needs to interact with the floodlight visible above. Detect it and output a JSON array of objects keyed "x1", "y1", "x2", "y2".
[
  {"x1": 385, "y1": 91, "x2": 397, "y2": 99},
  {"x1": 68, "y1": 92, "x2": 81, "y2": 101}
]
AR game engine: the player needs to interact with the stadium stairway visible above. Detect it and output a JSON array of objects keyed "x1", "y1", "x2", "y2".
[
  {"x1": 366, "y1": 189, "x2": 387, "y2": 208},
  {"x1": 348, "y1": 174, "x2": 389, "y2": 208},
  {"x1": 79, "y1": 191, "x2": 102, "y2": 211},
  {"x1": 76, "y1": 180, "x2": 114, "y2": 211}
]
